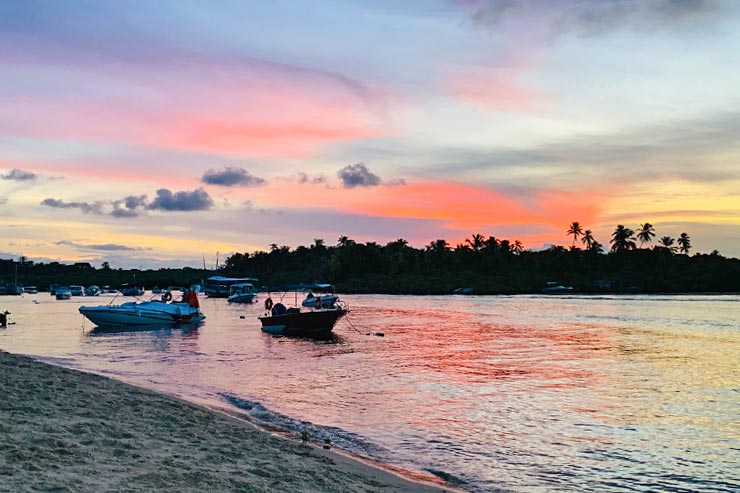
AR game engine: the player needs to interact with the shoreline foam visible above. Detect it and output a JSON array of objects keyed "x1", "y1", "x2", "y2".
[{"x1": 0, "y1": 350, "x2": 457, "y2": 492}]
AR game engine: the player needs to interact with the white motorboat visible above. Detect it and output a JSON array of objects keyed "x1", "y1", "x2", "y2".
[
  {"x1": 204, "y1": 276, "x2": 258, "y2": 298},
  {"x1": 227, "y1": 283, "x2": 257, "y2": 303},
  {"x1": 300, "y1": 283, "x2": 339, "y2": 309},
  {"x1": 79, "y1": 289, "x2": 204, "y2": 327}
]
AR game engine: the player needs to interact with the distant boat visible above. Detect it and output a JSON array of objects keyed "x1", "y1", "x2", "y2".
[
  {"x1": 542, "y1": 282, "x2": 574, "y2": 294},
  {"x1": 227, "y1": 283, "x2": 258, "y2": 304},
  {"x1": 119, "y1": 284, "x2": 144, "y2": 297},
  {"x1": 300, "y1": 283, "x2": 339, "y2": 309},
  {"x1": 23, "y1": 286, "x2": 38, "y2": 294},
  {"x1": 79, "y1": 289, "x2": 205, "y2": 327},
  {"x1": 55, "y1": 287, "x2": 72, "y2": 300},
  {"x1": 204, "y1": 276, "x2": 258, "y2": 298},
  {"x1": 452, "y1": 287, "x2": 474, "y2": 295},
  {"x1": 69, "y1": 285, "x2": 86, "y2": 296}
]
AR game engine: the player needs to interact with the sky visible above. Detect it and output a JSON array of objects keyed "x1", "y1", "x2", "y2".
[{"x1": 1, "y1": 0, "x2": 739, "y2": 269}]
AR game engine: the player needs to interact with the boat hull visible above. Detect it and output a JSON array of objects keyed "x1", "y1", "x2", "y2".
[
  {"x1": 258, "y1": 309, "x2": 347, "y2": 337},
  {"x1": 79, "y1": 302, "x2": 204, "y2": 327}
]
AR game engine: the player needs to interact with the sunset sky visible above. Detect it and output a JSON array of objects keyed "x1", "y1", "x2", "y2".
[{"x1": 1, "y1": 0, "x2": 739, "y2": 268}]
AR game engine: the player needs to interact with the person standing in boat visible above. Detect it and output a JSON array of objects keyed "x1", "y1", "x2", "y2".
[{"x1": 183, "y1": 288, "x2": 200, "y2": 308}]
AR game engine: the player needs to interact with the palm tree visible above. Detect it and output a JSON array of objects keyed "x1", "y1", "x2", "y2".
[
  {"x1": 483, "y1": 235, "x2": 499, "y2": 252},
  {"x1": 426, "y1": 239, "x2": 449, "y2": 254},
  {"x1": 610, "y1": 225, "x2": 636, "y2": 252},
  {"x1": 566, "y1": 221, "x2": 583, "y2": 248},
  {"x1": 677, "y1": 233, "x2": 691, "y2": 254},
  {"x1": 659, "y1": 236, "x2": 677, "y2": 253},
  {"x1": 512, "y1": 240, "x2": 524, "y2": 254},
  {"x1": 637, "y1": 223, "x2": 656, "y2": 248},
  {"x1": 581, "y1": 229, "x2": 595, "y2": 250},
  {"x1": 465, "y1": 233, "x2": 485, "y2": 251}
]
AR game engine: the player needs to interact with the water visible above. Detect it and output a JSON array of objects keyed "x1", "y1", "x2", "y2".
[{"x1": 1, "y1": 293, "x2": 738, "y2": 492}]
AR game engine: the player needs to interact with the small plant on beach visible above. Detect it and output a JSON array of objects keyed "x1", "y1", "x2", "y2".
[{"x1": 300, "y1": 428, "x2": 308, "y2": 445}]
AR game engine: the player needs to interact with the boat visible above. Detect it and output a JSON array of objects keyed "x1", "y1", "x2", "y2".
[
  {"x1": 227, "y1": 283, "x2": 258, "y2": 303},
  {"x1": 452, "y1": 287, "x2": 474, "y2": 295},
  {"x1": 203, "y1": 276, "x2": 258, "y2": 298},
  {"x1": 22, "y1": 286, "x2": 38, "y2": 294},
  {"x1": 119, "y1": 284, "x2": 144, "y2": 297},
  {"x1": 69, "y1": 285, "x2": 86, "y2": 296},
  {"x1": 55, "y1": 286, "x2": 72, "y2": 300},
  {"x1": 300, "y1": 283, "x2": 339, "y2": 309},
  {"x1": 542, "y1": 282, "x2": 574, "y2": 294},
  {"x1": 258, "y1": 285, "x2": 347, "y2": 337},
  {"x1": 79, "y1": 288, "x2": 204, "y2": 327}
]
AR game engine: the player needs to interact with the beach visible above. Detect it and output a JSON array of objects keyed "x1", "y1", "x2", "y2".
[{"x1": 0, "y1": 350, "x2": 452, "y2": 493}]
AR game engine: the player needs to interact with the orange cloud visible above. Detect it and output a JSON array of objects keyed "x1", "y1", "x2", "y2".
[{"x1": 247, "y1": 179, "x2": 608, "y2": 247}]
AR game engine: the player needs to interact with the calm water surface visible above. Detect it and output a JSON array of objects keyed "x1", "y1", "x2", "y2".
[{"x1": 1, "y1": 293, "x2": 738, "y2": 492}]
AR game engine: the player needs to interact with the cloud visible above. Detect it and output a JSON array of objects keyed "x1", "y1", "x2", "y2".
[
  {"x1": 55, "y1": 240, "x2": 151, "y2": 251},
  {"x1": 463, "y1": 0, "x2": 722, "y2": 37},
  {"x1": 1, "y1": 168, "x2": 37, "y2": 181},
  {"x1": 42, "y1": 189, "x2": 214, "y2": 216},
  {"x1": 296, "y1": 172, "x2": 327, "y2": 185},
  {"x1": 147, "y1": 188, "x2": 214, "y2": 211},
  {"x1": 337, "y1": 162, "x2": 382, "y2": 188},
  {"x1": 337, "y1": 162, "x2": 406, "y2": 189},
  {"x1": 202, "y1": 166, "x2": 267, "y2": 187},
  {"x1": 40, "y1": 198, "x2": 105, "y2": 215}
]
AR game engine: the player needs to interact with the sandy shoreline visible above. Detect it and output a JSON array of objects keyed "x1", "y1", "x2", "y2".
[{"x1": 0, "y1": 350, "x2": 456, "y2": 493}]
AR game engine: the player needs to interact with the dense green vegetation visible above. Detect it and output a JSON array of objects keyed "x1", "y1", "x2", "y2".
[{"x1": 2, "y1": 226, "x2": 739, "y2": 295}]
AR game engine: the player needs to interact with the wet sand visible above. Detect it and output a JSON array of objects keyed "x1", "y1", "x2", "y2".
[{"x1": 0, "y1": 350, "x2": 454, "y2": 493}]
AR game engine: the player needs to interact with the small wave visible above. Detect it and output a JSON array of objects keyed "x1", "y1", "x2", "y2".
[{"x1": 220, "y1": 393, "x2": 391, "y2": 458}]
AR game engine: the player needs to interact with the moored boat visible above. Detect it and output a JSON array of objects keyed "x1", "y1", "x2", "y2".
[
  {"x1": 204, "y1": 276, "x2": 258, "y2": 298},
  {"x1": 70, "y1": 285, "x2": 86, "y2": 296},
  {"x1": 119, "y1": 284, "x2": 144, "y2": 297},
  {"x1": 542, "y1": 282, "x2": 574, "y2": 294},
  {"x1": 79, "y1": 288, "x2": 204, "y2": 327},
  {"x1": 55, "y1": 287, "x2": 72, "y2": 300},
  {"x1": 258, "y1": 285, "x2": 347, "y2": 337},
  {"x1": 300, "y1": 283, "x2": 339, "y2": 309},
  {"x1": 227, "y1": 283, "x2": 258, "y2": 303}
]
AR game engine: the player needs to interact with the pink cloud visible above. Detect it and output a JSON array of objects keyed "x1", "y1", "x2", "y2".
[{"x1": 0, "y1": 43, "x2": 390, "y2": 157}]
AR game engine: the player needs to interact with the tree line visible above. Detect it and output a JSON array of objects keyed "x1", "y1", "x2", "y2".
[{"x1": 2, "y1": 224, "x2": 738, "y2": 295}]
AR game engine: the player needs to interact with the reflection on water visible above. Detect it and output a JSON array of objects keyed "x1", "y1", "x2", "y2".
[{"x1": 0, "y1": 293, "x2": 738, "y2": 492}]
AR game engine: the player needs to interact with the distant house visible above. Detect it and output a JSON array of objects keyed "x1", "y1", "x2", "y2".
[{"x1": 73, "y1": 262, "x2": 93, "y2": 270}]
